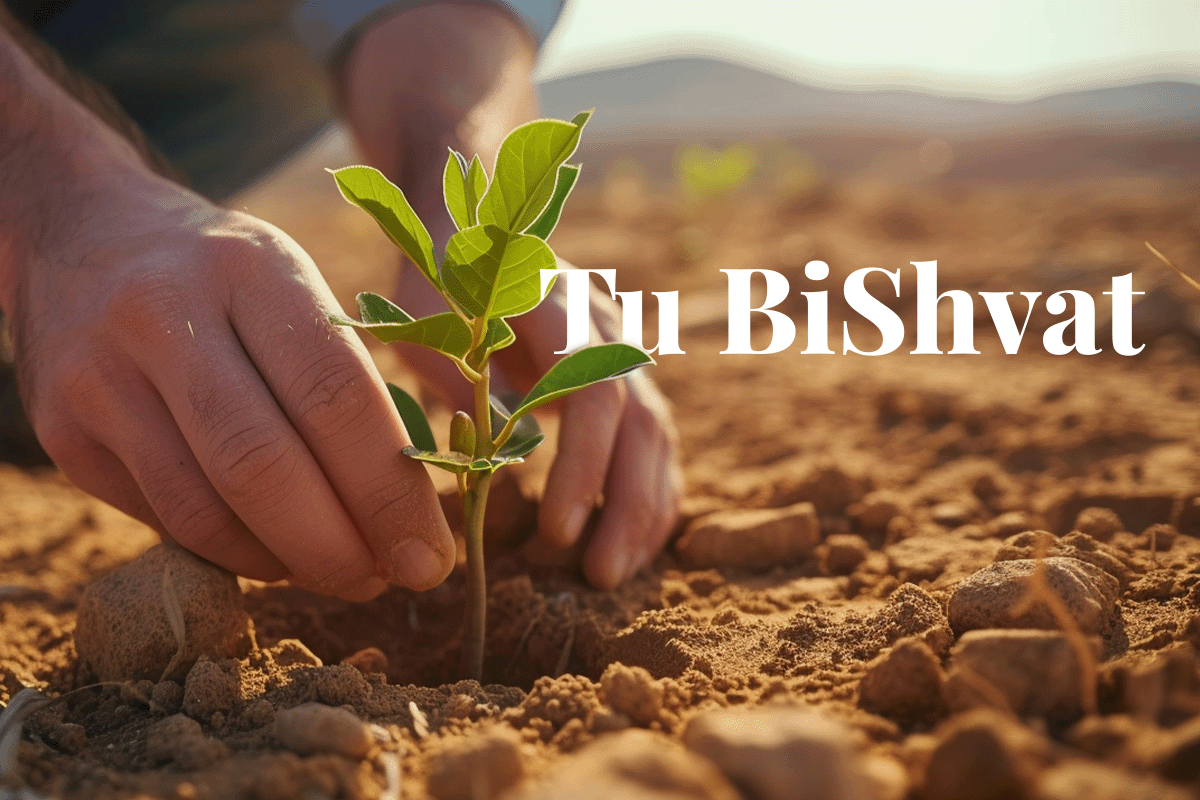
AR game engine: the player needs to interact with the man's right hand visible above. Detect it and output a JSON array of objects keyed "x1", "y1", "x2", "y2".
[{"x1": 0, "y1": 23, "x2": 455, "y2": 600}]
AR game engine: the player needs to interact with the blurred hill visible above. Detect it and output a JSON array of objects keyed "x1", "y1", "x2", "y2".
[{"x1": 538, "y1": 56, "x2": 1200, "y2": 139}]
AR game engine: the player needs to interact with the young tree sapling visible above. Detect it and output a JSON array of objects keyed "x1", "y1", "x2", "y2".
[{"x1": 328, "y1": 110, "x2": 654, "y2": 681}]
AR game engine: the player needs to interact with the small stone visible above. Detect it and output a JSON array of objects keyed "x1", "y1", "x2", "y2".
[
  {"x1": 599, "y1": 663, "x2": 663, "y2": 726},
  {"x1": 947, "y1": 557, "x2": 1118, "y2": 636},
  {"x1": 1141, "y1": 523, "x2": 1177, "y2": 552},
  {"x1": 822, "y1": 534, "x2": 870, "y2": 575},
  {"x1": 682, "y1": 705, "x2": 871, "y2": 800},
  {"x1": 267, "y1": 639, "x2": 322, "y2": 668},
  {"x1": 931, "y1": 501, "x2": 975, "y2": 528},
  {"x1": 515, "y1": 729, "x2": 740, "y2": 800},
  {"x1": 944, "y1": 630, "x2": 1099, "y2": 718},
  {"x1": 182, "y1": 659, "x2": 239, "y2": 723},
  {"x1": 848, "y1": 491, "x2": 904, "y2": 532},
  {"x1": 150, "y1": 680, "x2": 183, "y2": 715},
  {"x1": 1065, "y1": 714, "x2": 1147, "y2": 759},
  {"x1": 341, "y1": 647, "x2": 388, "y2": 675},
  {"x1": 858, "y1": 637, "x2": 946, "y2": 723},
  {"x1": 74, "y1": 542, "x2": 251, "y2": 682},
  {"x1": 47, "y1": 722, "x2": 86, "y2": 755},
  {"x1": 676, "y1": 502, "x2": 820, "y2": 570},
  {"x1": 274, "y1": 703, "x2": 371, "y2": 758},
  {"x1": 427, "y1": 727, "x2": 525, "y2": 800},
  {"x1": 921, "y1": 709, "x2": 1047, "y2": 800},
  {"x1": 1038, "y1": 761, "x2": 1193, "y2": 800},
  {"x1": 314, "y1": 663, "x2": 370, "y2": 707},
  {"x1": 146, "y1": 714, "x2": 230, "y2": 770},
  {"x1": 996, "y1": 531, "x2": 1133, "y2": 587},
  {"x1": 861, "y1": 755, "x2": 908, "y2": 800},
  {"x1": 985, "y1": 511, "x2": 1038, "y2": 539},
  {"x1": 1073, "y1": 507, "x2": 1124, "y2": 542},
  {"x1": 240, "y1": 698, "x2": 275, "y2": 728}
]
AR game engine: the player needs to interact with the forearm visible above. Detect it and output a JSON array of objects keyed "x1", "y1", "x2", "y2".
[{"x1": 0, "y1": 18, "x2": 181, "y2": 314}]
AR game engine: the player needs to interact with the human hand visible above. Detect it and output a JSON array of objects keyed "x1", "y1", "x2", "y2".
[{"x1": 6, "y1": 181, "x2": 456, "y2": 600}]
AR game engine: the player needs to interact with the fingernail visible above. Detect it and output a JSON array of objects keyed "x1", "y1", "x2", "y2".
[
  {"x1": 561, "y1": 504, "x2": 589, "y2": 545},
  {"x1": 390, "y1": 537, "x2": 448, "y2": 590}
]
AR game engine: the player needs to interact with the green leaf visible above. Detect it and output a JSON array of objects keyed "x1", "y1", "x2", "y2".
[
  {"x1": 347, "y1": 312, "x2": 473, "y2": 358},
  {"x1": 488, "y1": 394, "x2": 543, "y2": 457},
  {"x1": 330, "y1": 166, "x2": 439, "y2": 289},
  {"x1": 478, "y1": 318, "x2": 515, "y2": 362},
  {"x1": 464, "y1": 155, "x2": 487, "y2": 226},
  {"x1": 443, "y1": 150, "x2": 471, "y2": 230},
  {"x1": 443, "y1": 225, "x2": 555, "y2": 320},
  {"x1": 476, "y1": 110, "x2": 592, "y2": 233},
  {"x1": 387, "y1": 383, "x2": 436, "y2": 452},
  {"x1": 357, "y1": 292, "x2": 413, "y2": 324},
  {"x1": 525, "y1": 163, "x2": 580, "y2": 240},
  {"x1": 511, "y1": 343, "x2": 654, "y2": 420},
  {"x1": 401, "y1": 447, "x2": 523, "y2": 474}
]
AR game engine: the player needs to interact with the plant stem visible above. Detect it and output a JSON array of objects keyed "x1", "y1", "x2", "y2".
[
  {"x1": 460, "y1": 470, "x2": 492, "y2": 681},
  {"x1": 461, "y1": 323, "x2": 494, "y2": 681}
]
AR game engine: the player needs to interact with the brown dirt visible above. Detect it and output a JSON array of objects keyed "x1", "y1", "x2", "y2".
[{"x1": 3, "y1": 128, "x2": 1200, "y2": 799}]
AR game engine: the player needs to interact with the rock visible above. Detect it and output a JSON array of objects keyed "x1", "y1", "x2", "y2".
[
  {"x1": 427, "y1": 727, "x2": 525, "y2": 800},
  {"x1": 931, "y1": 501, "x2": 977, "y2": 528},
  {"x1": 150, "y1": 680, "x2": 183, "y2": 714},
  {"x1": 984, "y1": 511, "x2": 1039, "y2": 539},
  {"x1": 182, "y1": 659, "x2": 239, "y2": 723},
  {"x1": 822, "y1": 534, "x2": 870, "y2": 575},
  {"x1": 944, "y1": 630, "x2": 1098, "y2": 718},
  {"x1": 848, "y1": 491, "x2": 905, "y2": 532},
  {"x1": 996, "y1": 531, "x2": 1133, "y2": 587},
  {"x1": 886, "y1": 534, "x2": 1001, "y2": 585},
  {"x1": 921, "y1": 709, "x2": 1047, "y2": 800},
  {"x1": 145, "y1": 713, "x2": 230, "y2": 770},
  {"x1": 274, "y1": 703, "x2": 372, "y2": 758},
  {"x1": 515, "y1": 729, "x2": 740, "y2": 800},
  {"x1": 676, "y1": 501, "x2": 820, "y2": 570},
  {"x1": 858, "y1": 637, "x2": 946, "y2": 723},
  {"x1": 682, "y1": 705, "x2": 871, "y2": 800},
  {"x1": 1038, "y1": 761, "x2": 1193, "y2": 800},
  {"x1": 775, "y1": 464, "x2": 869, "y2": 515},
  {"x1": 1072, "y1": 507, "x2": 1124, "y2": 542},
  {"x1": 599, "y1": 663, "x2": 663, "y2": 726},
  {"x1": 861, "y1": 754, "x2": 908, "y2": 800},
  {"x1": 342, "y1": 647, "x2": 388, "y2": 675},
  {"x1": 1065, "y1": 714, "x2": 1147, "y2": 759},
  {"x1": 74, "y1": 542, "x2": 251, "y2": 682},
  {"x1": 947, "y1": 557, "x2": 1118, "y2": 636}
]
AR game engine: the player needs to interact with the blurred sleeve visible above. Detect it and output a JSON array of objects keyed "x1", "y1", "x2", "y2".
[{"x1": 293, "y1": 0, "x2": 565, "y2": 64}]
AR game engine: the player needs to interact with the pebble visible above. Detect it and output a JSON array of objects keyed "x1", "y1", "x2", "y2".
[
  {"x1": 1153, "y1": 713, "x2": 1200, "y2": 781},
  {"x1": 822, "y1": 534, "x2": 870, "y2": 575},
  {"x1": 341, "y1": 647, "x2": 388, "y2": 675},
  {"x1": 676, "y1": 501, "x2": 820, "y2": 570},
  {"x1": 599, "y1": 663, "x2": 663, "y2": 727},
  {"x1": 182, "y1": 659, "x2": 239, "y2": 723},
  {"x1": 74, "y1": 542, "x2": 252, "y2": 682},
  {"x1": 943, "y1": 629, "x2": 1098, "y2": 718},
  {"x1": 1072, "y1": 507, "x2": 1124, "y2": 542},
  {"x1": 947, "y1": 557, "x2": 1118, "y2": 635},
  {"x1": 1038, "y1": 761, "x2": 1193, "y2": 800},
  {"x1": 145, "y1": 714, "x2": 230, "y2": 770},
  {"x1": 921, "y1": 709, "x2": 1047, "y2": 800},
  {"x1": 858, "y1": 637, "x2": 946, "y2": 722},
  {"x1": 682, "y1": 705, "x2": 871, "y2": 800},
  {"x1": 427, "y1": 727, "x2": 525, "y2": 800},
  {"x1": 274, "y1": 703, "x2": 372, "y2": 758},
  {"x1": 515, "y1": 729, "x2": 740, "y2": 800},
  {"x1": 847, "y1": 491, "x2": 905, "y2": 532}
]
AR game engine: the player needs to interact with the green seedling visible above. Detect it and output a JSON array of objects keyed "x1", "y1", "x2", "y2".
[{"x1": 328, "y1": 110, "x2": 654, "y2": 681}]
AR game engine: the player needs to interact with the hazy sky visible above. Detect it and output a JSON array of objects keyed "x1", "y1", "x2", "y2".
[{"x1": 536, "y1": 0, "x2": 1200, "y2": 98}]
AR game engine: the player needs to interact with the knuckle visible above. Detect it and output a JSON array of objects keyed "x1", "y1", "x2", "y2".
[
  {"x1": 208, "y1": 425, "x2": 296, "y2": 507},
  {"x1": 288, "y1": 353, "x2": 374, "y2": 439}
]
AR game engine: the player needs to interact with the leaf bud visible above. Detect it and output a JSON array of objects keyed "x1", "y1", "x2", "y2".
[{"x1": 450, "y1": 411, "x2": 476, "y2": 456}]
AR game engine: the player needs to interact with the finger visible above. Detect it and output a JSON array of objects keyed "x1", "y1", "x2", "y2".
[
  {"x1": 537, "y1": 378, "x2": 626, "y2": 547},
  {"x1": 221, "y1": 234, "x2": 455, "y2": 590},
  {"x1": 583, "y1": 398, "x2": 681, "y2": 588},
  {"x1": 56, "y1": 357, "x2": 296, "y2": 583}
]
